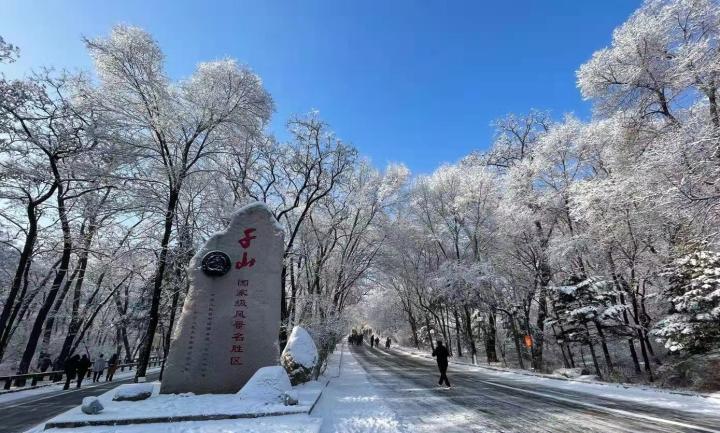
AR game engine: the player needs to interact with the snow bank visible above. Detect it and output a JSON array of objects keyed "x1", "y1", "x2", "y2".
[
  {"x1": 237, "y1": 366, "x2": 292, "y2": 404},
  {"x1": 113, "y1": 383, "x2": 154, "y2": 401},
  {"x1": 281, "y1": 326, "x2": 319, "y2": 385}
]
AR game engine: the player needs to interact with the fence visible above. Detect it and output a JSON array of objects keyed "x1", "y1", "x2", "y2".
[{"x1": 0, "y1": 357, "x2": 164, "y2": 391}]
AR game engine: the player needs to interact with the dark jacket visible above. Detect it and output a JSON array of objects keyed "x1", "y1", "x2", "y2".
[
  {"x1": 64, "y1": 355, "x2": 80, "y2": 378},
  {"x1": 77, "y1": 355, "x2": 91, "y2": 373},
  {"x1": 108, "y1": 354, "x2": 118, "y2": 366},
  {"x1": 432, "y1": 344, "x2": 450, "y2": 365}
]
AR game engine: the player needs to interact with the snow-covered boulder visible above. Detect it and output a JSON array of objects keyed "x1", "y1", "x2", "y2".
[
  {"x1": 280, "y1": 326, "x2": 319, "y2": 385},
  {"x1": 113, "y1": 383, "x2": 154, "y2": 401},
  {"x1": 552, "y1": 367, "x2": 589, "y2": 379},
  {"x1": 81, "y1": 397, "x2": 104, "y2": 415},
  {"x1": 237, "y1": 366, "x2": 292, "y2": 403}
]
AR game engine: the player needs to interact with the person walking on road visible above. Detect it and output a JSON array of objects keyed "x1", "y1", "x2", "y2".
[
  {"x1": 385, "y1": 337, "x2": 391, "y2": 349},
  {"x1": 106, "y1": 353, "x2": 119, "y2": 381},
  {"x1": 62, "y1": 354, "x2": 80, "y2": 390},
  {"x1": 76, "y1": 354, "x2": 91, "y2": 388},
  {"x1": 375, "y1": 336, "x2": 380, "y2": 347},
  {"x1": 370, "y1": 334, "x2": 375, "y2": 348},
  {"x1": 92, "y1": 354, "x2": 107, "y2": 383},
  {"x1": 432, "y1": 340, "x2": 451, "y2": 387}
]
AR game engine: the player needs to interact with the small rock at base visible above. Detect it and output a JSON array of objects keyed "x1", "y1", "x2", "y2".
[
  {"x1": 283, "y1": 390, "x2": 299, "y2": 406},
  {"x1": 81, "y1": 397, "x2": 104, "y2": 415}
]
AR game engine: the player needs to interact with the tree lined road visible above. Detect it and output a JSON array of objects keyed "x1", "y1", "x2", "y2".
[
  {"x1": 352, "y1": 345, "x2": 720, "y2": 433},
  {"x1": 0, "y1": 372, "x2": 160, "y2": 433}
]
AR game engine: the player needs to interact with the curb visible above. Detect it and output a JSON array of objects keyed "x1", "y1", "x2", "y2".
[{"x1": 44, "y1": 409, "x2": 313, "y2": 429}]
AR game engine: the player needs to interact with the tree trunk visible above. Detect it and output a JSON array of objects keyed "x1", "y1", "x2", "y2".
[
  {"x1": 485, "y1": 312, "x2": 498, "y2": 363},
  {"x1": 136, "y1": 189, "x2": 179, "y2": 380},
  {"x1": 594, "y1": 320, "x2": 614, "y2": 372},
  {"x1": 17, "y1": 179, "x2": 72, "y2": 375},
  {"x1": 0, "y1": 201, "x2": 41, "y2": 361},
  {"x1": 453, "y1": 309, "x2": 462, "y2": 358},
  {"x1": 463, "y1": 305, "x2": 477, "y2": 364}
]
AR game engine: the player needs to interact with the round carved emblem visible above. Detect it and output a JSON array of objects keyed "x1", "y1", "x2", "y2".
[{"x1": 201, "y1": 251, "x2": 231, "y2": 277}]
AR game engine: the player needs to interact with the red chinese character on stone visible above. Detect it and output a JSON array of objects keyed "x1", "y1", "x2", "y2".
[
  {"x1": 234, "y1": 299, "x2": 247, "y2": 307},
  {"x1": 230, "y1": 357, "x2": 242, "y2": 365},
  {"x1": 238, "y1": 228, "x2": 257, "y2": 249},
  {"x1": 235, "y1": 252, "x2": 256, "y2": 269},
  {"x1": 233, "y1": 320, "x2": 245, "y2": 329},
  {"x1": 232, "y1": 333, "x2": 244, "y2": 342},
  {"x1": 236, "y1": 289, "x2": 248, "y2": 297},
  {"x1": 238, "y1": 280, "x2": 249, "y2": 287},
  {"x1": 231, "y1": 345, "x2": 244, "y2": 353},
  {"x1": 234, "y1": 310, "x2": 246, "y2": 318}
]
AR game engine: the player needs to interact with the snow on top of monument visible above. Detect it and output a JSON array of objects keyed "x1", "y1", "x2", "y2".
[
  {"x1": 231, "y1": 201, "x2": 285, "y2": 234},
  {"x1": 45, "y1": 381, "x2": 324, "y2": 426},
  {"x1": 283, "y1": 326, "x2": 319, "y2": 368}
]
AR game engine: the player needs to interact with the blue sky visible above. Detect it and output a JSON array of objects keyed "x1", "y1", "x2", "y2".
[{"x1": 1, "y1": 1, "x2": 640, "y2": 174}]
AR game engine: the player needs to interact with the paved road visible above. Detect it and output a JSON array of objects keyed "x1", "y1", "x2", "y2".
[
  {"x1": 352, "y1": 344, "x2": 720, "y2": 433},
  {"x1": 0, "y1": 372, "x2": 160, "y2": 433}
]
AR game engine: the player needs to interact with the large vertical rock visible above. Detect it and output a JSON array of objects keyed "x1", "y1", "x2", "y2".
[{"x1": 160, "y1": 202, "x2": 284, "y2": 394}]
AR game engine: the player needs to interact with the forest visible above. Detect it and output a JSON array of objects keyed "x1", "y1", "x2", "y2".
[
  {"x1": 1, "y1": 0, "x2": 719, "y2": 391},
  {"x1": 362, "y1": 0, "x2": 720, "y2": 389}
]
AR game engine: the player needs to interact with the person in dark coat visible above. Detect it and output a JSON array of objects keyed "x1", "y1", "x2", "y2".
[
  {"x1": 63, "y1": 354, "x2": 80, "y2": 390},
  {"x1": 76, "y1": 354, "x2": 92, "y2": 388},
  {"x1": 370, "y1": 334, "x2": 375, "y2": 348},
  {"x1": 375, "y1": 336, "x2": 380, "y2": 347},
  {"x1": 38, "y1": 353, "x2": 52, "y2": 372},
  {"x1": 432, "y1": 340, "x2": 451, "y2": 387},
  {"x1": 385, "y1": 337, "x2": 391, "y2": 349}
]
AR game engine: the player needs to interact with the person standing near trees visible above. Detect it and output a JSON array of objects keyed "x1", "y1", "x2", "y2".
[
  {"x1": 62, "y1": 354, "x2": 80, "y2": 390},
  {"x1": 106, "y1": 353, "x2": 119, "y2": 381},
  {"x1": 370, "y1": 334, "x2": 375, "y2": 348},
  {"x1": 432, "y1": 340, "x2": 451, "y2": 387},
  {"x1": 385, "y1": 337, "x2": 391, "y2": 349},
  {"x1": 92, "y1": 354, "x2": 107, "y2": 383},
  {"x1": 76, "y1": 354, "x2": 91, "y2": 388}
]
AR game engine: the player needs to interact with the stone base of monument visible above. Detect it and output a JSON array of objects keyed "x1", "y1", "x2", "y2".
[{"x1": 42, "y1": 380, "x2": 325, "y2": 431}]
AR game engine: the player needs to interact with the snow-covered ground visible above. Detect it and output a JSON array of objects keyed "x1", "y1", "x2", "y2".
[
  {"x1": 0, "y1": 367, "x2": 162, "y2": 405},
  {"x1": 42, "y1": 380, "x2": 322, "y2": 428},
  {"x1": 312, "y1": 343, "x2": 404, "y2": 432}
]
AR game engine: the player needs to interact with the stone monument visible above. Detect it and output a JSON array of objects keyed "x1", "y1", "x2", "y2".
[{"x1": 160, "y1": 202, "x2": 284, "y2": 394}]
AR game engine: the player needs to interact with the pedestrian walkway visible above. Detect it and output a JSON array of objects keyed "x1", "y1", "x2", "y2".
[{"x1": 312, "y1": 343, "x2": 403, "y2": 433}]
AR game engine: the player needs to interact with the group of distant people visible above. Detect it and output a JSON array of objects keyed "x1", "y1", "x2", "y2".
[
  {"x1": 347, "y1": 331, "x2": 391, "y2": 350},
  {"x1": 41, "y1": 352, "x2": 120, "y2": 390},
  {"x1": 368, "y1": 334, "x2": 391, "y2": 349}
]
